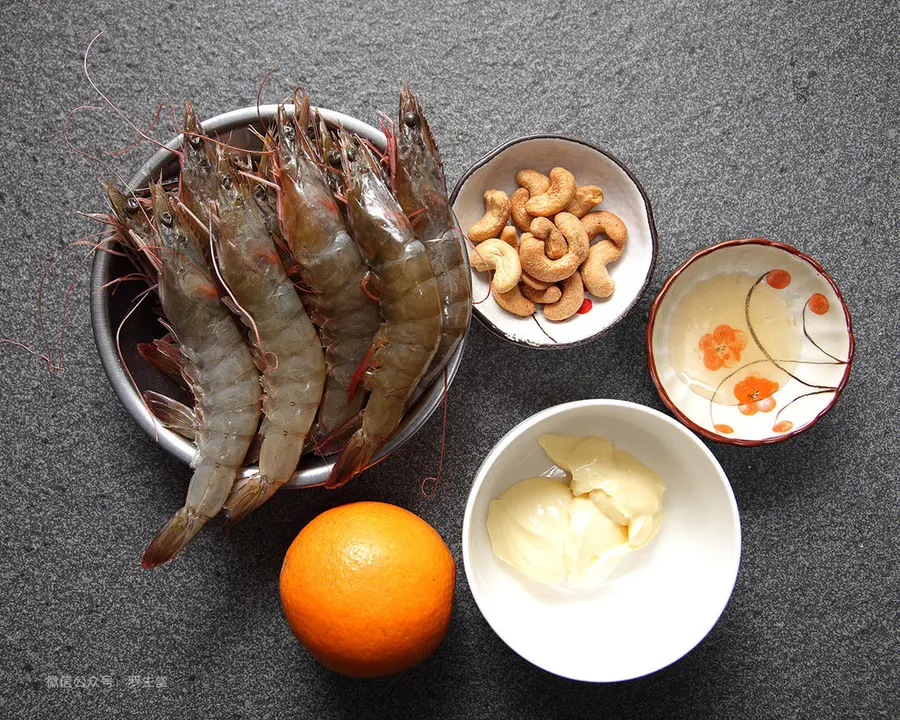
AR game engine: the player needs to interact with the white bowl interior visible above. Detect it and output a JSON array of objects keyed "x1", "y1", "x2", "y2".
[
  {"x1": 650, "y1": 243, "x2": 852, "y2": 443},
  {"x1": 463, "y1": 400, "x2": 741, "y2": 682},
  {"x1": 452, "y1": 137, "x2": 655, "y2": 347}
]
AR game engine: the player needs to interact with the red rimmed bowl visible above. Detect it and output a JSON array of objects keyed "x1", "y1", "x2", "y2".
[{"x1": 646, "y1": 239, "x2": 854, "y2": 446}]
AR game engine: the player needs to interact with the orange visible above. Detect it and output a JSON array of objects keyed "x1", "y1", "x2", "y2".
[{"x1": 280, "y1": 501, "x2": 456, "y2": 678}]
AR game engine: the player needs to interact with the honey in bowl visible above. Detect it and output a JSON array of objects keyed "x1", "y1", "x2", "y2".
[{"x1": 666, "y1": 272, "x2": 800, "y2": 406}]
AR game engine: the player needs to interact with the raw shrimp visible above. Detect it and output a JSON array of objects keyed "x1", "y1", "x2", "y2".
[
  {"x1": 141, "y1": 183, "x2": 262, "y2": 568},
  {"x1": 215, "y1": 150, "x2": 325, "y2": 523},
  {"x1": 312, "y1": 113, "x2": 345, "y2": 200},
  {"x1": 251, "y1": 134, "x2": 282, "y2": 239},
  {"x1": 325, "y1": 133, "x2": 443, "y2": 489},
  {"x1": 390, "y1": 87, "x2": 471, "y2": 377},
  {"x1": 274, "y1": 94, "x2": 381, "y2": 452},
  {"x1": 103, "y1": 183, "x2": 158, "y2": 275},
  {"x1": 179, "y1": 100, "x2": 218, "y2": 231},
  {"x1": 249, "y1": 132, "x2": 305, "y2": 284}
]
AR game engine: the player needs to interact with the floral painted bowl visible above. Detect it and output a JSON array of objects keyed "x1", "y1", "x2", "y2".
[
  {"x1": 450, "y1": 135, "x2": 657, "y2": 348},
  {"x1": 646, "y1": 239, "x2": 854, "y2": 445}
]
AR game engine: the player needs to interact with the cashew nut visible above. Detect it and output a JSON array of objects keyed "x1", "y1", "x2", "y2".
[
  {"x1": 524, "y1": 167, "x2": 576, "y2": 217},
  {"x1": 543, "y1": 272, "x2": 585, "y2": 322},
  {"x1": 510, "y1": 187, "x2": 534, "y2": 232},
  {"x1": 564, "y1": 185, "x2": 604, "y2": 218},
  {"x1": 468, "y1": 190, "x2": 511, "y2": 243},
  {"x1": 530, "y1": 217, "x2": 567, "y2": 261},
  {"x1": 580, "y1": 240, "x2": 623, "y2": 298},
  {"x1": 468, "y1": 238, "x2": 522, "y2": 293},
  {"x1": 520, "y1": 272, "x2": 551, "y2": 291},
  {"x1": 498, "y1": 225, "x2": 518, "y2": 248},
  {"x1": 581, "y1": 210, "x2": 627, "y2": 247},
  {"x1": 473, "y1": 168, "x2": 627, "y2": 319},
  {"x1": 494, "y1": 285, "x2": 535, "y2": 317},
  {"x1": 520, "y1": 282, "x2": 562, "y2": 304},
  {"x1": 519, "y1": 231, "x2": 583, "y2": 283},
  {"x1": 552, "y1": 212, "x2": 590, "y2": 264},
  {"x1": 515, "y1": 168, "x2": 550, "y2": 196}
]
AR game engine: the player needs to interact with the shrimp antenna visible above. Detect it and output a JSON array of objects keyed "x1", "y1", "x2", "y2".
[
  {"x1": 378, "y1": 113, "x2": 398, "y2": 187},
  {"x1": 101, "y1": 272, "x2": 152, "y2": 291},
  {"x1": 63, "y1": 105, "x2": 131, "y2": 188},
  {"x1": 104, "y1": 103, "x2": 165, "y2": 157},
  {"x1": 34, "y1": 229, "x2": 111, "y2": 373},
  {"x1": 169, "y1": 103, "x2": 180, "y2": 134},
  {"x1": 469, "y1": 243, "x2": 495, "y2": 306},
  {"x1": 420, "y1": 369, "x2": 449, "y2": 499},
  {"x1": 82, "y1": 32, "x2": 181, "y2": 160},
  {"x1": 115, "y1": 286, "x2": 160, "y2": 441},
  {"x1": 55, "y1": 245, "x2": 100, "y2": 370},
  {"x1": 0, "y1": 338, "x2": 57, "y2": 370},
  {"x1": 290, "y1": 92, "x2": 331, "y2": 174},
  {"x1": 247, "y1": 125, "x2": 268, "y2": 144},
  {"x1": 181, "y1": 130, "x2": 276, "y2": 156},
  {"x1": 256, "y1": 67, "x2": 277, "y2": 126},
  {"x1": 237, "y1": 170, "x2": 279, "y2": 191}
]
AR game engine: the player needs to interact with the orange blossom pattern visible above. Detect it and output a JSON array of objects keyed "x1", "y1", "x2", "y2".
[
  {"x1": 699, "y1": 324, "x2": 748, "y2": 371},
  {"x1": 734, "y1": 373, "x2": 779, "y2": 416},
  {"x1": 765, "y1": 269, "x2": 791, "y2": 289},
  {"x1": 808, "y1": 293, "x2": 830, "y2": 315}
]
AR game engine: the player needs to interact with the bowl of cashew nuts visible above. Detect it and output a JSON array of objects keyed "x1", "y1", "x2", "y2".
[{"x1": 451, "y1": 135, "x2": 658, "y2": 348}]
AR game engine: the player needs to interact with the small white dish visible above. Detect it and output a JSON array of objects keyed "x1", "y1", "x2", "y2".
[
  {"x1": 462, "y1": 400, "x2": 741, "y2": 682},
  {"x1": 647, "y1": 238, "x2": 854, "y2": 445},
  {"x1": 450, "y1": 135, "x2": 657, "y2": 348}
]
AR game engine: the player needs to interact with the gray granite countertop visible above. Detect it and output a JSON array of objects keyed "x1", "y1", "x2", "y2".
[{"x1": 1, "y1": 0, "x2": 897, "y2": 717}]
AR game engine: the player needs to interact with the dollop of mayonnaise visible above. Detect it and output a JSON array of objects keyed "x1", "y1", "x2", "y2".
[
  {"x1": 486, "y1": 435, "x2": 665, "y2": 589},
  {"x1": 539, "y1": 435, "x2": 665, "y2": 550}
]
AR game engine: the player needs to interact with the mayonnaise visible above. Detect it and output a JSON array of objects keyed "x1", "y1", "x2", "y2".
[
  {"x1": 486, "y1": 435, "x2": 665, "y2": 589},
  {"x1": 486, "y1": 477, "x2": 572, "y2": 586},
  {"x1": 565, "y1": 497, "x2": 630, "y2": 588},
  {"x1": 539, "y1": 435, "x2": 665, "y2": 549}
]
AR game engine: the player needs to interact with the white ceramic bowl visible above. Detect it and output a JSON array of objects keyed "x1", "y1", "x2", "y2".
[
  {"x1": 450, "y1": 135, "x2": 657, "y2": 348},
  {"x1": 462, "y1": 400, "x2": 741, "y2": 682},
  {"x1": 647, "y1": 239, "x2": 854, "y2": 446}
]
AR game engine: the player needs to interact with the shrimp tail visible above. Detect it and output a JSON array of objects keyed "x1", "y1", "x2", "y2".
[
  {"x1": 221, "y1": 474, "x2": 274, "y2": 529},
  {"x1": 140, "y1": 508, "x2": 205, "y2": 569},
  {"x1": 325, "y1": 430, "x2": 380, "y2": 489}
]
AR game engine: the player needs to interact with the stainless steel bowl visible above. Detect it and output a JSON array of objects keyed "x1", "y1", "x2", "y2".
[{"x1": 90, "y1": 104, "x2": 468, "y2": 488}]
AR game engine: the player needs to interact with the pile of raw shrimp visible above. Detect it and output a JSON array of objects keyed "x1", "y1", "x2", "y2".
[{"x1": 104, "y1": 88, "x2": 471, "y2": 569}]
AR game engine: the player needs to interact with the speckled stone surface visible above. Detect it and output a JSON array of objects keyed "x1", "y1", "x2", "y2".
[{"x1": 0, "y1": 0, "x2": 897, "y2": 717}]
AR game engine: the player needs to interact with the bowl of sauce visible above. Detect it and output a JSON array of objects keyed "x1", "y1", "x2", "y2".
[{"x1": 646, "y1": 238, "x2": 854, "y2": 445}]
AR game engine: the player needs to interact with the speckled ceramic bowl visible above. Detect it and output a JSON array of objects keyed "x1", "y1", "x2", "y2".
[
  {"x1": 647, "y1": 239, "x2": 854, "y2": 445},
  {"x1": 450, "y1": 135, "x2": 657, "y2": 348}
]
